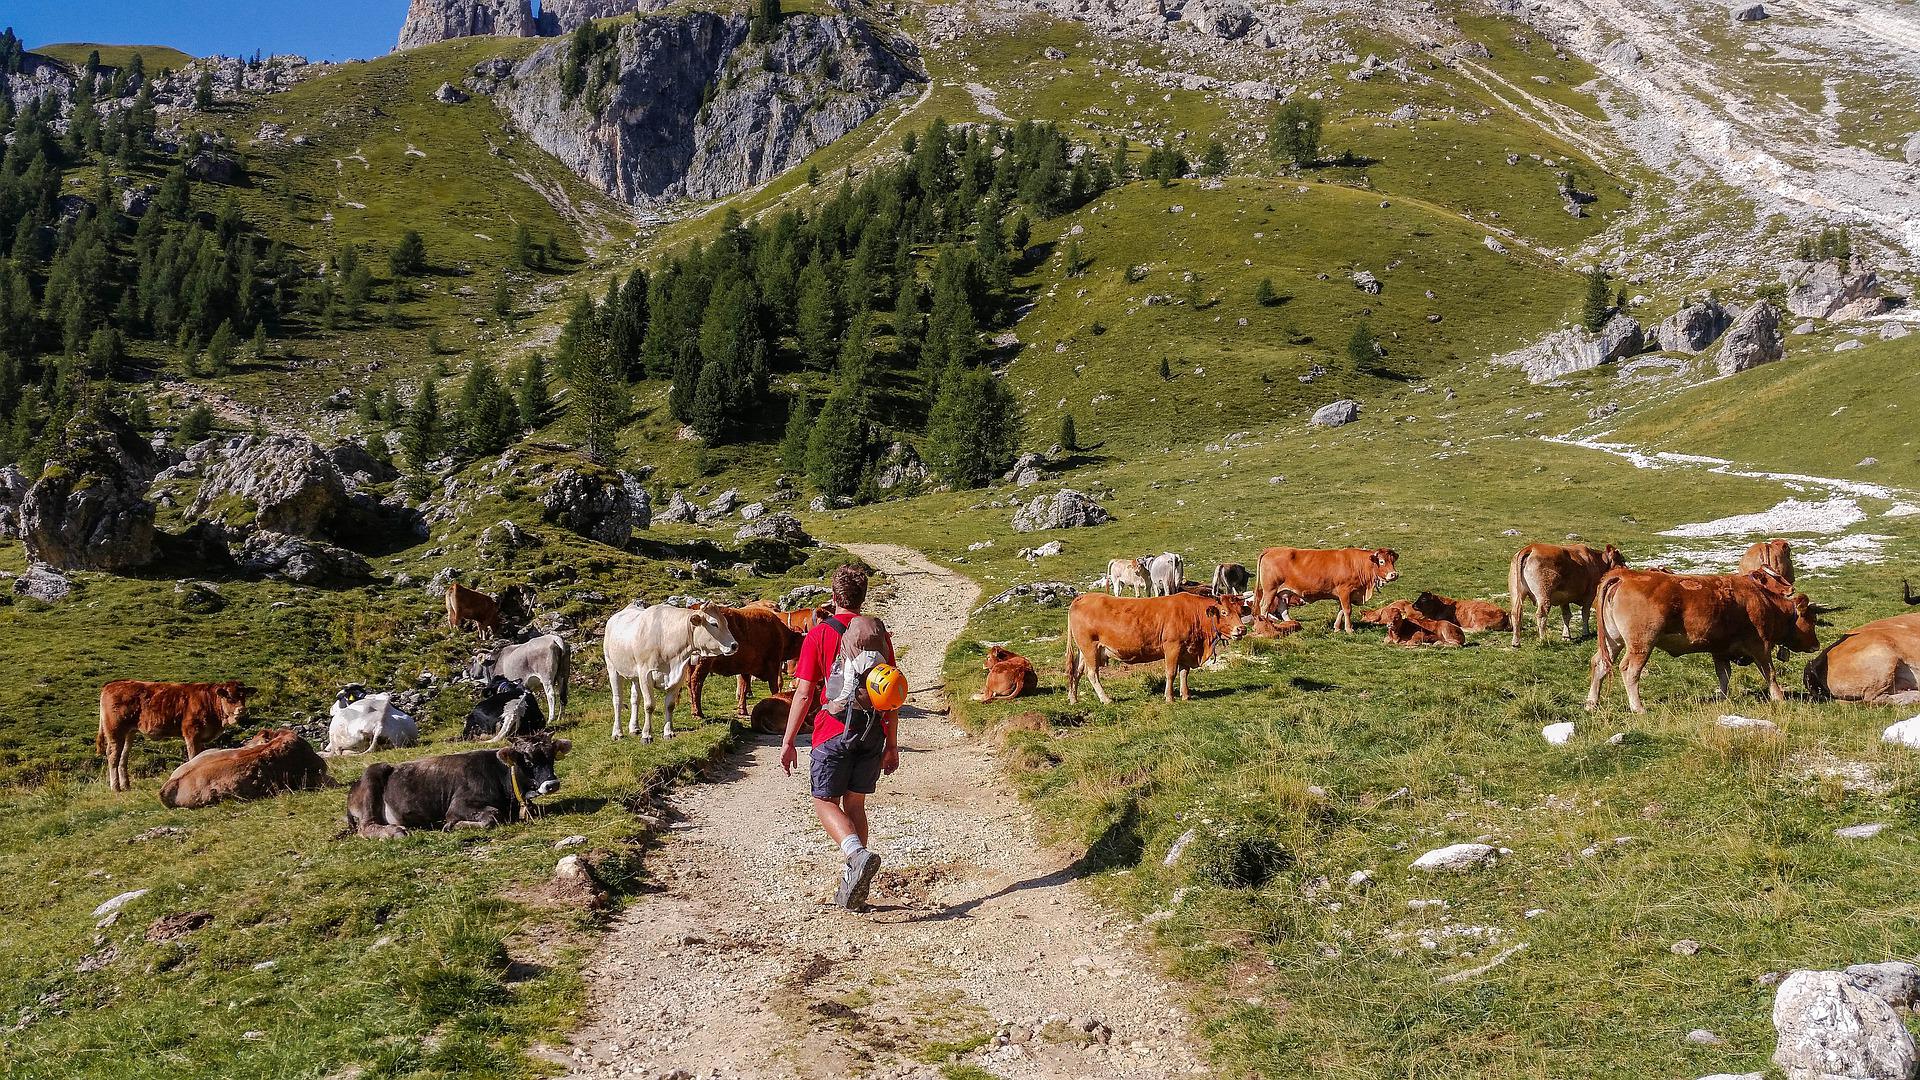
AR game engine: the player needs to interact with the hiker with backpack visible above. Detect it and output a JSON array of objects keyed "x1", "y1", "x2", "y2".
[{"x1": 779, "y1": 565, "x2": 907, "y2": 910}]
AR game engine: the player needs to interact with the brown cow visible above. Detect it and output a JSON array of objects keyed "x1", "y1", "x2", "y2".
[
  {"x1": 159, "y1": 728, "x2": 332, "y2": 809},
  {"x1": 1254, "y1": 547, "x2": 1400, "y2": 632},
  {"x1": 1247, "y1": 617, "x2": 1303, "y2": 638},
  {"x1": 98, "y1": 679, "x2": 250, "y2": 792},
  {"x1": 1586, "y1": 568, "x2": 1819, "y2": 713},
  {"x1": 688, "y1": 604, "x2": 803, "y2": 720},
  {"x1": 1738, "y1": 539, "x2": 1795, "y2": 585},
  {"x1": 1386, "y1": 613, "x2": 1466, "y2": 647},
  {"x1": 1803, "y1": 613, "x2": 1920, "y2": 703},
  {"x1": 1065, "y1": 592, "x2": 1245, "y2": 704},
  {"x1": 1413, "y1": 592, "x2": 1512, "y2": 633},
  {"x1": 973, "y1": 647, "x2": 1039, "y2": 702},
  {"x1": 749, "y1": 692, "x2": 800, "y2": 735},
  {"x1": 446, "y1": 582, "x2": 500, "y2": 635},
  {"x1": 1508, "y1": 543, "x2": 1627, "y2": 646},
  {"x1": 1361, "y1": 599, "x2": 1417, "y2": 626}
]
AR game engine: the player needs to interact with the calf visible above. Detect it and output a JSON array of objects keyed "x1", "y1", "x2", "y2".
[
  {"x1": 325, "y1": 686, "x2": 419, "y2": 754},
  {"x1": 1386, "y1": 613, "x2": 1466, "y2": 647},
  {"x1": 1738, "y1": 539, "x2": 1794, "y2": 585},
  {"x1": 1146, "y1": 552, "x2": 1185, "y2": 597},
  {"x1": 973, "y1": 647, "x2": 1039, "y2": 702},
  {"x1": 1361, "y1": 599, "x2": 1418, "y2": 626},
  {"x1": 604, "y1": 603, "x2": 739, "y2": 741},
  {"x1": 749, "y1": 691, "x2": 799, "y2": 735},
  {"x1": 98, "y1": 679, "x2": 250, "y2": 792},
  {"x1": 1509, "y1": 543, "x2": 1626, "y2": 645},
  {"x1": 1211, "y1": 562, "x2": 1251, "y2": 597},
  {"x1": 160, "y1": 728, "x2": 332, "y2": 809},
  {"x1": 469, "y1": 634, "x2": 569, "y2": 725},
  {"x1": 689, "y1": 604, "x2": 802, "y2": 720},
  {"x1": 1065, "y1": 592, "x2": 1244, "y2": 704},
  {"x1": 446, "y1": 582, "x2": 500, "y2": 635},
  {"x1": 1803, "y1": 613, "x2": 1920, "y2": 703},
  {"x1": 1413, "y1": 592, "x2": 1511, "y2": 633},
  {"x1": 463, "y1": 677, "x2": 545, "y2": 741},
  {"x1": 346, "y1": 736, "x2": 571, "y2": 838},
  {"x1": 1106, "y1": 557, "x2": 1150, "y2": 597},
  {"x1": 1586, "y1": 568, "x2": 1819, "y2": 713},
  {"x1": 1255, "y1": 547, "x2": 1400, "y2": 632}
]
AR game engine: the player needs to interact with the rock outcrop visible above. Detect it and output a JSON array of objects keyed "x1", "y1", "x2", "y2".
[
  {"x1": 1596, "y1": 314, "x2": 1646, "y2": 361},
  {"x1": 1012, "y1": 490, "x2": 1111, "y2": 532},
  {"x1": 1310, "y1": 399, "x2": 1361, "y2": 427},
  {"x1": 1715, "y1": 302, "x2": 1786, "y2": 375},
  {"x1": 237, "y1": 532, "x2": 374, "y2": 588},
  {"x1": 493, "y1": 12, "x2": 922, "y2": 205},
  {"x1": 735, "y1": 512, "x2": 813, "y2": 546},
  {"x1": 186, "y1": 435, "x2": 348, "y2": 538},
  {"x1": 1786, "y1": 258, "x2": 1889, "y2": 321},
  {"x1": 18, "y1": 413, "x2": 160, "y2": 572},
  {"x1": 1654, "y1": 299, "x2": 1733, "y2": 352},
  {"x1": 397, "y1": 0, "x2": 540, "y2": 50},
  {"x1": 1494, "y1": 328, "x2": 1604, "y2": 383},
  {"x1": 1771, "y1": 969, "x2": 1916, "y2": 1080},
  {"x1": 539, "y1": 466, "x2": 650, "y2": 546}
]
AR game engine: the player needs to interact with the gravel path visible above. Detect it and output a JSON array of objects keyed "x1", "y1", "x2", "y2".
[{"x1": 562, "y1": 543, "x2": 1204, "y2": 1079}]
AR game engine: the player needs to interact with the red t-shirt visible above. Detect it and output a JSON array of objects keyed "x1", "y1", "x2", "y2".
[{"x1": 793, "y1": 614, "x2": 896, "y2": 744}]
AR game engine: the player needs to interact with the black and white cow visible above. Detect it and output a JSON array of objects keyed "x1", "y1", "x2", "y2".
[
  {"x1": 463, "y1": 676, "x2": 546, "y2": 741},
  {"x1": 468, "y1": 634, "x2": 570, "y2": 725}
]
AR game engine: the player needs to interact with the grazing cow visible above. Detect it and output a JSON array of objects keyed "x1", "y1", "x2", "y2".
[
  {"x1": 1254, "y1": 547, "x2": 1400, "y2": 633},
  {"x1": 1412, "y1": 592, "x2": 1512, "y2": 633},
  {"x1": 160, "y1": 729, "x2": 332, "y2": 809},
  {"x1": 1361, "y1": 599, "x2": 1418, "y2": 626},
  {"x1": 1211, "y1": 562, "x2": 1251, "y2": 598},
  {"x1": 1586, "y1": 568, "x2": 1819, "y2": 713},
  {"x1": 604, "y1": 603, "x2": 739, "y2": 741},
  {"x1": 325, "y1": 686, "x2": 419, "y2": 755},
  {"x1": 1738, "y1": 539, "x2": 1795, "y2": 585},
  {"x1": 1385, "y1": 613, "x2": 1466, "y2": 647},
  {"x1": 688, "y1": 604, "x2": 802, "y2": 720},
  {"x1": 973, "y1": 647, "x2": 1040, "y2": 702},
  {"x1": 468, "y1": 635, "x2": 570, "y2": 725},
  {"x1": 446, "y1": 582, "x2": 501, "y2": 635},
  {"x1": 1146, "y1": 552, "x2": 1185, "y2": 597},
  {"x1": 463, "y1": 677, "x2": 546, "y2": 741},
  {"x1": 98, "y1": 680, "x2": 250, "y2": 792},
  {"x1": 1803, "y1": 613, "x2": 1920, "y2": 703},
  {"x1": 346, "y1": 736, "x2": 571, "y2": 838},
  {"x1": 1508, "y1": 543, "x2": 1628, "y2": 646},
  {"x1": 1065, "y1": 592, "x2": 1245, "y2": 704},
  {"x1": 749, "y1": 691, "x2": 798, "y2": 735},
  {"x1": 1107, "y1": 557, "x2": 1150, "y2": 597}
]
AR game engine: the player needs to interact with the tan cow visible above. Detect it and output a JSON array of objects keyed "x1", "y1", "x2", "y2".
[
  {"x1": 98, "y1": 680, "x2": 250, "y2": 792},
  {"x1": 1413, "y1": 592, "x2": 1511, "y2": 633},
  {"x1": 603, "y1": 603, "x2": 739, "y2": 741},
  {"x1": 446, "y1": 582, "x2": 501, "y2": 635},
  {"x1": 1065, "y1": 593, "x2": 1245, "y2": 704},
  {"x1": 1106, "y1": 557, "x2": 1150, "y2": 597},
  {"x1": 1586, "y1": 568, "x2": 1819, "y2": 713},
  {"x1": 160, "y1": 728, "x2": 333, "y2": 809},
  {"x1": 1254, "y1": 547, "x2": 1399, "y2": 632},
  {"x1": 1803, "y1": 613, "x2": 1920, "y2": 703},
  {"x1": 973, "y1": 647, "x2": 1039, "y2": 702},
  {"x1": 1738, "y1": 539, "x2": 1795, "y2": 585},
  {"x1": 1508, "y1": 543, "x2": 1627, "y2": 645}
]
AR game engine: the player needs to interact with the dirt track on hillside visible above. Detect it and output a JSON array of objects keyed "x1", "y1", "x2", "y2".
[{"x1": 559, "y1": 543, "x2": 1204, "y2": 1079}]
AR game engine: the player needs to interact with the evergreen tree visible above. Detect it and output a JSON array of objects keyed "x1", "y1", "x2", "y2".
[
  {"x1": 607, "y1": 268, "x2": 649, "y2": 378},
  {"x1": 193, "y1": 72, "x2": 213, "y2": 111},
  {"x1": 493, "y1": 277, "x2": 513, "y2": 321},
  {"x1": 205, "y1": 319, "x2": 237, "y2": 373},
  {"x1": 805, "y1": 383, "x2": 867, "y2": 498},
  {"x1": 512, "y1": 224, "x2": 534, "y2": 269},
  {"x1": 1269, "y1": 100, "x2": 1324, "y2": 168},
  {"x1": 1255, "y1": 277, "x2": 1279, "y2": 306},
  {"x1": 399, "y1": 381, "x2": 442, "y2": 472},
  {"x1": 1159, "y1": 356, "x2": 1171, "y2": 381},
  {"x1": 1347, "y1": 322, "x2": 1378, "y2": 372},
  {"x1": 251, "y1": 323, "x2": 269, "y2": 361},
  {"x1": 925, "y1": 365, "x2": 1021, "y2": 488},
  {"x1": 567, "y1": 330, "x2": 627, "y2": 465},
  {"x1": 780, "y1": 392, "x2": 812, "y2": 474},
  {"x1": 456, "y1": 361, "x2": 518, "y2": 456},
  {"x1": 561, "y1": 23, "x2": 593, "y2": 101},
  {"x1": 178, "y1": 403, "x2": 214, "y2": 443},
  {"x1": 795, "y1": 262, "x2": 838, "y2": 370},
  {"x1": 1581, "y1": 265, "x2": 1612, "y2": 332},
  {"x1": 1201, "y1": 138, "x2": 1229, "y2": 176},
  {"x1": 515, "y1": 353, "x2": 549, "y2": 430},
  {"x1": 389, "y1": 230, "x2": 426, "y2": 278},
  {"x1": 1058, "y1": 413, "x2": 1077, "y2": 453},
  {"x1": 749, "y1": 0, "x2": 781, "y2": 42}
]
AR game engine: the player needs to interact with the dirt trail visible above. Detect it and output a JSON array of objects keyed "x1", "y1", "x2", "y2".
[{"x1": 562, "y1": 544, "x2": 1204, "y2": 1079}]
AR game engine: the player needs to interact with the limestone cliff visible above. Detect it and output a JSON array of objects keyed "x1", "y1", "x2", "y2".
[{"x1": 396, "y1": 0, "x2": 542, "y2": 51}]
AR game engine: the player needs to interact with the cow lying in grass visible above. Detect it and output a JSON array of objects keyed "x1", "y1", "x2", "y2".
[
  {"x1": 1803, "y1": 613, "x2": 1920, "y2": 703},
  {"x1": 346, "y1": 736, "x2": 571, "y2": 838},
  {"x1": 161, "y1": 728, "x2": 332, "y2": 809},
  {"x1": 973, "y1": 647, "x2": 1039, "y2": 702}
]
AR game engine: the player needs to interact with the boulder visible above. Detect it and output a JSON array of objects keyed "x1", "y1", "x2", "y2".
[
  {"x1": 237, "y1": 531, "x2": 374, "y2": 588},
  {"x1": 539, "y1": 467, "x2": 650, "y2": 546},
  {"x1": 1730, "y1": 2, "x2": 1768, "y2": 19},
  {"x1": 1906, "y1": 133, "x2": 1920, "y2": 166},
  {"x1": 1011, "y1": 489, "x2": 1111, "y2": 532},
  {"x1": 1352, "y1": 270, "x2": 1382, "y2": 294},
  {"x1": 1771, "y1": 969, "x2": 1917, "y2": 1080},
  {"x1": 1309, "y1": 399, "x2": 1361, "y2": 427},
  {"x1": 1597, "y1": 314, "x2": 1646, "y2": 361},
  {"x1": 780, "y1": 584, "x2": 830, "y2": 609},
  {"x1": 1843, "y1": 962, "x2": 1920, "y2": 1010},
  {"x1": 187, "y1": 435, "x2": 348, "y2": 538},
  {"x1": 1654, "y1": 299, "x2": 1733, "y2": 352},
  {"x1": 975, "y1": 580, "x2": 1081, "y2": 610},
  {"x1": 14, "y1": 564, "x2": 76, "y2": 602},
  {"x1": 1004, "y1": 451, "x2": 1051, "y2": 487},
  {"x1": 1494, "y1": 327, "x2": 1608, "y2": 383},
  {"x1": 327, "y1": 439, "x2": 397, "y2": 486},
  {"x1": 1716, "y1": 302, "x2": 1785, "y2": 375},
  {"x1": 1411, "y1": 843, "x2": 1505, "y2": 872},
  {"x1": 875, "y1": 442, "x2": 930, "y2": 491},
  {"x1": 1787, "y1": 259, "x2": 1888, "y2": 321},
  {"x1": 735, "y1": 511, "x2": 813, "y2": 546},
  {"x1": 433, "y1": 81, "x2": 471, "y2": 104},
  {"x1": 0, "y1": 464, "x2": 29, "y2": 539},
  {"x1": 1881, "y1": 717, "x2": 1920, "y2": 749},
  {"x1": 656, "y1": 490, "x2": 697, "y2": 524},
  {"x1": 185, "y1": 149, "x2": 242, "y2": 185},
  {"x1": 20, "y1": 413, "x2": 160, "y2": 571}
]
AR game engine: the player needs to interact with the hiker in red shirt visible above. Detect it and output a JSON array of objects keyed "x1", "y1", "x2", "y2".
[{"x1": 780, "y1": 565, "x2": 900, "y2": 910}]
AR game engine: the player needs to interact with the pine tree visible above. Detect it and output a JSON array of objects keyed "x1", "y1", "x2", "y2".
[
  {"x1": 205, "y1": 319, "x2": 237, "y2": 373},
  {"x1": 1269, "y1": 99, "x2": 1324, "y2": 168},
  {"x1": 1201, "y1": 138, "x2": 1229, "y2": 176},
  {"x1": 1347, "y1": 322, "x2": 1378, "y2": 372},
  {"x1": 389, "y1": 230, "x2": 426, "y2": 278},
  {"x1": 512, "y1": 224, "x2": 534, "y2": 269},
  {"x1": 400, "y1": 381, "x2": 442, "y2": 472},
  {"x1": 251, "y1": 323, "x2": 268, "y2": 361},
  {"x1": 795, "y1": 263, "x2": 838, "y2": 370},
  {"x1": 805, "y1": 384, "x2": 867, "y2": 497},
  {"x1": 1255, "y1": 277, "x2": 1279, "y2": 307},
  {"x1": 780, "y1": 392, "x2": 812, "y2": 474},
  {"x1": 493, "y1": 277, "x2": 514, "y2": 322},
  {"x1": 1581, "y1": 265, "x2": 1612, "y2": 332},
  {"x1": 1058, "y1": 413, "x2": 1077, "y2": 453},
  {"x1": 1159, "y1": 356, "x2": 1171, "y2": 381},
  {"x1": 567, "y1": 329, "x2": 627, "y2": 466},
  {"x1": 179, "y1": 404, "x2": 214, "y2": 443},
  {"x1": 456, "y1": 361, "x2": 517, "y2": 456},
  {"x1": 193, "y1": 72, "x2": 212, "y2": 111},
  {"x1": 516, "y1": 353, "x2": 549, "y2": 430},
  {"x1": 925, "y1": 366, "x2": 1021, "y2": 488}
]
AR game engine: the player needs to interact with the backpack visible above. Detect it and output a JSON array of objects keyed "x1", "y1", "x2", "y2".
[{"x1": 817, "y1": 616, "x2": 889, "y2": 752}]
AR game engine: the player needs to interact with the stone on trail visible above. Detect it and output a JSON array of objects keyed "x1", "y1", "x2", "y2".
[
  {"x1": 1771, "y1": 969, "x2": 1918, "y2": 1080},
  {"x1": 1411, "y1": 843, "x2": 1504, "y2": 872}
]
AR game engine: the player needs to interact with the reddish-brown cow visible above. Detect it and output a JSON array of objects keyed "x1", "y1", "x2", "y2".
[
  {"x1": 1738, "y1": 539, "x2": 1795, "y2": 585},
  {"x1": 1385, "y1": 613, "x2": 1466, "y2": 647},
  {"x1": 973, "y1": 647, "x2": 1040, "y2": 702},
  {"x1": 1065, "y1": 593, "x2": 1245, "y2": 704},
  {"x1": 98, "y1": 679, "x2": 250, "y2": 792},
  {"x1": 1803, "y1": 612, "x2": 1920, "y2": 703},
  {"x1": 1361, "y1": 599, "x2": 1418, "y2": 626},
  {"x1": 446, "y1": 582, "x2": 500, "y2": 635},
  {"x1": 1254, "y1": 547, "x2": 1400, "y2": 633},
  {"x1": 1586, "y1": 568, "x2": 1819, "y2": 713},
  {"x1": 1413, "y1": 592, "x2": 1512, "y2": 633},
  {"x1": 688, "y1": 604, "x2": 804, "y2": 719},
  {"x1": 1508, "y1": 543, "x2": 1627, "y2": 646},
  {"x1": 160, "y1": 728, "x2": 333, "y2": 809}
]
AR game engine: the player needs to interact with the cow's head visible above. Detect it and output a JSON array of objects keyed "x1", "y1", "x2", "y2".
[
  {"x1": 1602, "y1": 544, "x2": 1627, "y2": 570},
  {"x1": 1370, "y1": 549, "x2": 1400, "y2": 588},
  {"x1": 985, "y1": 646, "x2": 1017, "y2": 667},
  {"x1": 498, "y1": 736, "x2": 570, "y2": 799},
  {"x1": 215, "y1": 681, "x2": 250, "y2": 726},
  {"x1": 692, "y1": 610, "x2": 739, "y2": 658},
  {"x1": 334, "y1": 684, "x2": 370, "y2": 709},
  {"x1": 1268, "y1": 588, "x2": 1306, "y2": 621},
  {"x1": 464, "y1": 652, "x2": 497, "y2": 684},
  {"x1": 1412, "y1": 591, "x2": 1448, "y2": 619},
  {"x1": 1784, "y1": 591, "x2": 1819, "y2": 654},
  {"x1": 1747, "y1": 568, "x2": 1796, "y2": 598}
]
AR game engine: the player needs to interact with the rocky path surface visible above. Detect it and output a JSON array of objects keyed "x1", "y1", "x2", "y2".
[{"x1": 562, "y1": 544, "x2": 1204, "y2": 1080}]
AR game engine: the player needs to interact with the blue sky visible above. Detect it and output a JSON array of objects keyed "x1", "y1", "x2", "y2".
[{"x1": 9, "y1": 0, "x2": 409, "y2": 62}]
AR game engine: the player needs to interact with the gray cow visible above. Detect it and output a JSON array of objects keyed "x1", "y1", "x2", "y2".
[{"x1": 469, "y1": 634, "x2": 570, "y2": 726}]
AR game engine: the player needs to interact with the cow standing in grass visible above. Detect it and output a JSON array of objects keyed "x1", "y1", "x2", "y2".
[
  {"x1": 1254, "y1": 547, "x2": 1400, "y2": 632},
  {"x1": 1065, "y1": 593, "x2": 1245, "y2": 704},
  {"x1": 1508, "y1": 543, "x2": 1626, "y2": 645},
  {"x1": 1585, "y1": 568, "x2": 1819, "y2": 713},
  {"x1": 98, "y1": 679, "x2": 250, "y2": 792},
  {"x1": 603, "y1": 603, "x2": 739, "y2": 741}
]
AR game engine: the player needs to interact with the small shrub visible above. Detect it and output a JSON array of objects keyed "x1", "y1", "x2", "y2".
[{"x1": 1188, "y1": 820, "x2": 1291, "y2": 889}]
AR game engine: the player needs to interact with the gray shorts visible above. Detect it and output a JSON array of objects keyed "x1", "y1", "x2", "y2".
[{"x1": 810, "y1": 729, "x2": 884, "y2": 800}]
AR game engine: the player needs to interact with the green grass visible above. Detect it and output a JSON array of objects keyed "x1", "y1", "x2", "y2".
[{"x1": 30, "y1": 42, "x2": 196, "y2": 71}]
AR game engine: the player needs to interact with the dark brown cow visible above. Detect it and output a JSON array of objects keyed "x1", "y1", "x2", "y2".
[
  {"x1": 1065, "y1": 592, "x2": 1246, "y2": 704},
  {"x1": 160, "y1": 729, "x2": 332, "y2": 809},
  {"x1": 1386, "y1": 613, "x2": 1466, "y2": 647},
  {"x1": 347, "y1": 736, "x2": 570, "y2": 837},
  {"x1": 98, "y1": 679, "x2": 250, "y2": 792},
  {"x1": 749, "y1": 692, "x2": 799, "y2": 735},
  {"x1": 1254, "y1": 547, "x2": 1400, "y2": 633},
  {"x1": 1803, "y1": 613, "x2": 1920, "y2": 703},
  {"x1": 1738, "y1": 539, "x2": 1795, "y2": 585},
  {"x1": 446, "y1": 582, "x2": 500, "y2": 635},
  {"x1": 688, "y1": 604, "x2": 803, "y2": 720},
  {"x1": 973, "y1": 647, "x2": 1040, "y2": 702},
  {"x1": 1413, "y1": 592, "x2": 1512, "y2": 633},
  {"x1": 1586, "y1": 568, "x2": 1819, "y2": 713},
  {"x1": 1508, "y1": 543, "x2": 1627, "y2": 646}
]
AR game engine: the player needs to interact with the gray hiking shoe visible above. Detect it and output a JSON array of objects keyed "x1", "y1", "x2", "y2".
[{"x1": 835, "y1": 848, "x2": 882, "y2": 910}]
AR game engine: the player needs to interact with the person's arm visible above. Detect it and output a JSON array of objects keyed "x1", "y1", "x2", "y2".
[
  {"x1": 779, "y1": 677, "x2": 814, "y2": 776},
  {"x1": 881, "y1": 707, "x2": 901, "y2": 774}
]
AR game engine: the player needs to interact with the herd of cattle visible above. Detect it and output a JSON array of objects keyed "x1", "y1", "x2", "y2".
[{"x1": 89, "y1": 535, "x2": 1920, "y2": 830}]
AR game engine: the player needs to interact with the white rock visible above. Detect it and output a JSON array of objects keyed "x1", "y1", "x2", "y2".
[
  {"x1": 92, "y1": 889, "x2": 148, "y2": 919},
  {"x1": 1880, "y1": 717, "x2": 1920, "y2": 749},
  {"x1": 1686, "y1": 1028, "x2": 1727, "y2": 1046},
  {"x1": 1843, "y1": 962, "x2": 1920, "y2": 1009},
  {"x1": 1347, "y1": 870, "x2": 1374, "y2": 888},
  {"x1": 1772, "y1": 969, "x2": 1918, "y2": 1080},
  {"x1": 1717, "y1": 714, "x2": 1779, "y2": 733},
  {"x1": 1542, "y1": 722, "x2": 1575, "y2": 745},
  {"x1": 1834, "y1": 823, "x2": 1888, "y2": 840},
  {"x1": 1164, "y1": 828, "x2": 1197, "y2": 867},
  {"x1": 1411, "y1": 843, "x2": 1504, "y2": 873}
]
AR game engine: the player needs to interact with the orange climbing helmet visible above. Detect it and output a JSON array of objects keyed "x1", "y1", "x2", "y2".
[{"x1": 864, "y1": 663, "x2": 908, "y2": 712}]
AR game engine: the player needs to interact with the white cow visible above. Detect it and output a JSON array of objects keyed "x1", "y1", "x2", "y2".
[
  {"x1": 1106, "y1": 557, "x2": 1150, "y2": 597},
  {"x1": 1147, "y1": 552, "x2": 1185, "y2": 596},
  {"x1": 468, "y1": 634, "x2": 570, "y2": 726},
  {"x1": 603, "y1": 603, "x2": 739, "y2": 742},
  {"x1": 324, "y1": 686, "x2": 419, "y2": 755}
]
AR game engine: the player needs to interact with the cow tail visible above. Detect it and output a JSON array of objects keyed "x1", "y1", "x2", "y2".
[
  {"x1": 1063, "y1": 613, "x2": 1079, "y2": 688},
  {"x1": 1591, "y1": 575, "x2": 1621, "y2": 665},
  {"x1": 1507, "y1": 548, "x2": 1529, "y2": 632},
  {"x1": 95, "y1": 692, "x2": 107, "y2": 755}
]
